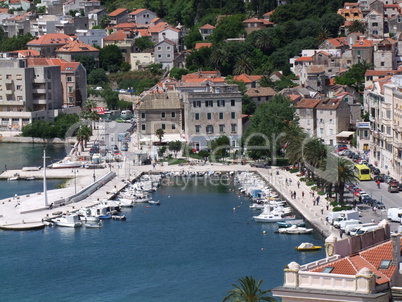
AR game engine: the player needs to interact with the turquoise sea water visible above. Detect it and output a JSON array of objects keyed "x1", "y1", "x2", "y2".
[{"x1": 0, "y1": 143, "x2": 326, "y2": 301}]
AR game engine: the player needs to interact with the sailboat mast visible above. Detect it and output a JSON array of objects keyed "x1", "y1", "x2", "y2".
[{"x1": 43, "y1": 149, "x2": 48, "y2": 207}]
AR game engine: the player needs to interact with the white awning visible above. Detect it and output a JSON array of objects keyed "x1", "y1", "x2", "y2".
[{"x1": 336, "y1": 131, "x2": 355, "y2": 138}]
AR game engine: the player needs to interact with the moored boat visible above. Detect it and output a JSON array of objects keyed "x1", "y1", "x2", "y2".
[
  {"x1": 253, "y1": 213, "x2": 296, "y2": 222},
  {"x1": 277, "y1": 219, "x2": 305, "y2": 228},
  {"x1": 277, "y1": 225, "x2": 313, "y2": 234},
  {"x1": 296, "y1": 242, "x2": 322, "y2": 251},
  {"x1": 52, "y1": 214, "x2": 82, "y2": 228},
  {"x1": 148, "y1": 200, "x2": 160, "y2": 205}
]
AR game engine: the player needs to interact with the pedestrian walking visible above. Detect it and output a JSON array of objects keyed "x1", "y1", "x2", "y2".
[
  {"x1": 326, "y1": 201, "x2": 329, "y2": 211},
  {"x1": 316, "y1": 196, "x2": 320, "y2": 205},
  {"x1": 302, "y1": 191, "x2": 304, "y2": 198},
  {"x1": 321, "y1": 206, "x2": 324, "y2": 215},
  {"x1": 297, "y1": 181, "x2": 300, "y2": 188},
  {"x1": 312, "y1": 191, "x2": 315, "y2": 198},
  {"x1": 340, "y1": 229, "x2": 344, "y2": 238},
  {"x1": 289, "y1": 179, "x2": 292, "y2": 185},
  {"x1": 285, "y1": 178, "x2": 288, "y2": 185},
  {"x1": 294, "y1": 191, "x2": 297, "y2": 199}
]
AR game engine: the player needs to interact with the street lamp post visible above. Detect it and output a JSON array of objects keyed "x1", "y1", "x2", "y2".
[{"x1": 72, "y1": 169, "x2": 78, "y2": 194}]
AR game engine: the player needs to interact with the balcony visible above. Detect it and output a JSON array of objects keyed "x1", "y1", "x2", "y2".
[
  {"x1": 32, "y1": 99, "x2": 48, "y2": 105},
  {"x1": 33, "y1": 78, "x2": 48, "y2": 84},
  {"x1": 382, "y1": 118, "x2": 392, "y2": 126},
  {"x1": 4, "y1": 78, "x2": 13, "y2": 84},
  {"x1": 33, "y1": 88, "x2": 47, "y2": 94}
]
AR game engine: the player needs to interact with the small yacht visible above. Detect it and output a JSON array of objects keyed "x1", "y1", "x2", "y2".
[{"x1": 52, "y1": 214, "x2": 82, "y2": 227}]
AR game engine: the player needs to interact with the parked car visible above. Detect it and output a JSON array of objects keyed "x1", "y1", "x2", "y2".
[
  {"x1": 372, "y1": 200, "x2": 386, "y2": 209},
  {"x1": 388, "y1": 184, "x2": 399, "y2": 193},
  {"x1": 371, "y1": 168, "x2": 381, "y2": 175},
  {"x1": 373, "y1": 175, "x2": 385, "y2": 182}
]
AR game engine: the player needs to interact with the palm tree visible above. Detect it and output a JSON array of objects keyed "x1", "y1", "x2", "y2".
[
  {"x1": 347, "y1": 20, "x2": 365, "y2": 34},
  {"x1": 233, "y1": 54, "x2": 254, "y2": 75},
  {"x1": 76, "y1": 125, "x2": 91, "y2": 150},
  {"x1": 210, "y1": 47, "x2": 229, "y2": 71},
  {"x1": 155, "y1": 128, "x2": 165, "y2": 143},
  {"x1": 254, "y1": 30, "x2": 273, "y2": 53},
  {"x1": 319, "y1": 155, "x2": 359, "y2": 204},
  {"x1": 281, "y1": 123, "x2": 307, "y2": 167},
  {"x1": 223, "y1": 276, "x2": 276, "y2": 302}
]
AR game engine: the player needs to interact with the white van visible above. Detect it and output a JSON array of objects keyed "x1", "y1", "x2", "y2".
[
  {"x1": 328, "y1": 210, "x2": 359, "y2": 226},
  {"x1": 356, "y1": 225, "x2": 380, "y2": 236},
  {"x1": 345, "y1": 222, "x2": 364, "y2": 235},
  {"x1": 387, "y1": 208, "x2": 402, "y2": 222},
  {"x1": 121, "y1": 110, "x2": 132, "y2": 117},
  {"x1": 339, "y1": 219, "x2": 362, "y2": 231},
  {"x1": 349, "y1": 223, "x2": 376, "y2": 236}
]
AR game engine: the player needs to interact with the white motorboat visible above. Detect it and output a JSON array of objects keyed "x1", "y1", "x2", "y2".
[
  {"x1": 77, "y1": 208, "x2": 100, "y2": 222},
  {"x1": 85, "y1": 222, "x2": 102, "y2": 228},
  {"x1": 148, "y1": 200, "x2": 160, "y2": 205},
  {"x1": 277, "y1": 225, "x2": 313, "y2": 234},
  {"x1": 253, "y1": 213, "x2": 296, "y2": 222},
  {"x1": 49, "y1": 157, "x2": 83, "y2": 169},
  {"x1": 52, "y1": 214, "x2": 82, "y2": 227}
]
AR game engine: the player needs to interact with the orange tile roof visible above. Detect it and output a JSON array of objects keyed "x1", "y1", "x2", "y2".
[
  {"x1": 199, "y1": 23, "x2": 215, "y2": 30},
  {"x1": 365, "y1": 70, "x2": 401, "y2": 76},
  {"x1": 316, "y1": 98, "x2": 342, "y2": 110},
  {"x1": 108, "y1": 8, "x2": 128, "y2": 17},
  {"x1": 150, "y1": 17, "x2": 160, "y2": 23},
  {"x1": 103, "y1": 30, "x2": 128, "y2": 41},
  {"x1": 129, "y1": 8, "x2": 146, "y2": 15},
  {"x1": 137, "y1": 29, "x2": 151, "y2": 37},
  {"x1": 295, "y1": 98, "x2": 321, "y2": 108},
  {"x1": 27, "y1": 58, "x2": 80, "y2": 72},
  {"x1": 114, "y1": 22, "x2": 136, "y2": 29},
  {"x1": 0, "y1": 8, "x2": 8, "y2": 13},
  {"x1": 353, "y1": 39, "x2": 374, "y2": 48},
  {"x1": 27, "y1": 33, "x2": 74, "y2": 46},
  {"x1": 243, "y1": 17, "x2": 265, "y2": 23},
  {"x1": 325, "y1": 37, "x2": 348, "y2": 48},
  {"x1": 57, "y1": 39, "x2": 99, "y2": 53},
  {"x1": 14, "y1": 49, "x2": 40, "y2": 57},
  {"x1": 263, "y1": 10, "x2": 275, "y2": 16},
  {"x1": 147, "y1": 23, "x2": 168, "y2": 33},
  {"x1": 246, "y1": 87, "x2": 276, "y2": 97},
  {"x1": 233, "y1": 73, "x2": 262, "y2": 83},
  {"x1": 194, "y1": 43, "x2": 212, "y2": 50},
  {"x1": 344, "y1": 2, "x2": 359, "y2": 7},
  {"x1": 295, "y1": 56, "x2": 312, "y2": 62},
  {"x1": 311, "y1": 238, "x2": 401, "y2": 285},
  {"x1": 287, "y1": 94, "x2": 301, "y2": 101}
]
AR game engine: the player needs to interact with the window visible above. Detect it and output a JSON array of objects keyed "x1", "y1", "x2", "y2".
[
  {"x1": 171, "y1": 112, "x2": 176, "y2": 118},
  {"x1": 67, "y1": 76, "x2": 72, "y2": 82},
  {"x1": 172, "y1": 124, "x2": 176, "y2": 130},
  {"x1": 219, "y1": 124, "x2": 224, "y2": 132},
  {"x1": 158, "y1": 46, "x2": 161, "y2": 51},
  {"x1": 219, "y1": 112, "x2": 224, "y2": 119},
  {"x1": 68, "y1": 97, "x2": 73, "y2": 103},
  {"x1": 206, "y1": 125, "x2": 214, "y2": 134},
  {"x1": 6, "y1": 74, "x2": 11, "y2": 80},
  {"x1": 193, "y1": 101, "x2": 201, "y2": 107},
  {"x1": 141, "y1": 124, "x2": 146, "y2": 131},
  {"x1": 379, "y1": 260, "x2": 391, "y2": 269},
  {"x1": 16, "y1": 85, "x2": 22, "y2": 91},
  {"x1": 205, "y1": 100, "x2": 213, "y2": 107},
  {"x1": 195, "y1": 125, "x2": 200, "y2": 133},
  {"x1": 231, "y1": 99, "x2": 235, "y2": 106},
  {"x1": 330, "y1": 129, "x2": 333, "y2": 135},
  {"x1": 320, "y1": 128, "x2": 324, "y2": 135},
  {"x1": 158, "y1": 54, "x2": 162, "y2": 58},
  {"x1": 161, "y1": 112, "x2": 166, "y2": 118},
  {"x1": 381, "y1": 62, "x2": 385, "y2": 66},
  {"x1": 231, "y1": 112, "x2": 235, "y2": 119},
  {"x1": 167, "y1": 46, "x2": 171, "y2": 51},
  {"x1": 207, "y1": 113, "x2": 212, "y2": 120},
  {"x1": 68, "y1": 86, "x2": 73, "y2": 93},
  {"x1": 217, "y1": 100, "x2": 225, "y2": 107},
  {"x1": 320, "y1": 119, "x2": 324, "y2": 124},
  {"x1": 141, "y1": 112, "x2": 146, "y2": 119},
  {"x1": 231, "y1": 124, "x2": 237, "y2": 132},
  {"x1": 16, "y1": 74, "x2": 22, "y2": 80},
  {"x1": 195, "y1": 113, "x2": 199, "y2": 120},
  {"x1": 167, "y1": 54, "x2": 171, "y2": 58},
  {"x1": 329, "y1": 119, "x2": 333, "y2": 124},
  {"x1": 161, "y1": 124, "x2": 166, "y2": 130},
  {"x1": 322, "y1": 267, "x2": 334, "y2": 273}
]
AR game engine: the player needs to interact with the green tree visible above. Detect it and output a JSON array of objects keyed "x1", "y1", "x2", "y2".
[
  {"x1": 335, "y1": 62, "x2": 373, "y2": 91},
  {"x1": 348, "y1": 20, "x2": 365, "y2": 34},
  {"x1": 120, "y1": 61, "x2": 131, "y2": 72},
  {"x1": 253, "y1": 29, "x2": 274, "y2": 54},
  {"x1": 233, "y1": 54, "x2": 254, "y2": 75},
  {"x1": 88, "y1": 68, "x2": 109, "y2": 86},
  {"x1": 75, "y1": 55, "x2": 97, "y2": 74},
  {"x1": 243, "y1": 94, "x2": 295, "y2": 160},
  {"x1": 102, "y1": 89, "x2": 119, "y2": 109},
  {"x1": 210, "y1": 135, "x2": 230, "y2": 161},
  {"x1": 99, "y1": 44, "x2": 123, "y2": 72},
  {"x1": 242, "y1": 94, "x2": 256, "y2": 115},
  {"x1": 170, "y1": 67, "x2": 189, "y2": 80},
  {"x1": 223, "y1": 276, "x2": 275, "y2": 302},
  {"x1": 155, "y1": 128, "x2": 165, "y2": 143},
  {"x1": 135, "y1": 36, "x2": 154, "y2": 52},
  {"x1": 210, "y1": 47, "x2": 229, "y2": 71},
  {"x1": 168, "y1": 140, "x2": 182, "y2": 158},
  {"x1": 183, "y1": 27, "x2": 203, "y2": 49},
  {"x1": 210, "y1": 14, "x2": 246, "y2": 44},
  {"x1": 281, "y1": 122, "x2": 307, "y2": 166},
  {"x1": 76, "y1": 124, "x2": 91, "y2": 150}
]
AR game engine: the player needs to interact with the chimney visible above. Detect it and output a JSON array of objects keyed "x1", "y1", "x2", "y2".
[{"x1": 391, "y1": 233, "x2": 400, "y2": 266}]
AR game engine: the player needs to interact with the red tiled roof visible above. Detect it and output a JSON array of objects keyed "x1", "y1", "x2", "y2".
[
  {"x1": 147, "y1": 23, "x2": 168, "y2": 33},
  {"x1": 199, "y1": 24, "x2": 215, "y2": 30},
  {"x1": 325, "y1": 37, "x2": 348, "y2": 48},
  {"x1": 56, "y1": 39, "x2": 99, "y2": 53},
  {"x1": 108, "y1": 8, "x2": 128, "y2": 17},
  {"x1": 137, "y1": 29, "x2": 151, "y2": 37},
  {"x1": 103, "y1": 30, "x2": 128, "y2": 41},
  {"x1": 27, "y1": 33, "x2": 74, "y2": 46},
  {"x1": 233, "y1": 74, "x2": 262, "y2": 83},
  {"x1": 365, "y1": 70, "x2": 401, "y2": 76},
  {"x1": 246, "y1": 87, "x2": 276, "y2": 97},
  {"x1": 295, "y1": 98, "x2": 321, "y2": 109},
  {"x1": 316, "y1": 98, "x2": 342, "y2": 110},
  {"x1": 27, "y1": 58, "x2": 80, "y2": 72},
  {"x1": 243, "y1": 17, "x2": 264, "y2": 23},
  {"x1": 311, "y1": 238, "x2": 401, "y2": 285},
  {"x1": 114, "y1": 22, "x2": 136, "y2": 29},
  {"x1": 352, "y1": 39, "x2": 374, "y2": 48},
  {"x1": 263, "y1": 10, "x2": 275, "y2": 16},
  {"x1": 194, "y1": 43, "x2": 212, "y2": 50},
  {"x1": 344, "y1": 2, "x2": 359, "y2": 7},
  {"x1": 295, "y1": 56, "x2": 312, "y2": 62},
  {"x1": 129, "y1": 8, "x2": 146, "y2": 15},
  {"x1": 14, "y1": 49, "x2": 40, "y2": 57}
]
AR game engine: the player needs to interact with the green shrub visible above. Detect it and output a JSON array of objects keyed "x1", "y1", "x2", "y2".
[
  {"x1": 306, "y1": 181, "x2": 316, "y2": 186},
  {"x1": 318, "y1": 191, "x2": 325, "y2": 195},
  {"x1": 299, "y1": 177, "x2": 305, "y2": 182},
  {"x1": 332, "y1": 205, "x2": 352, "y2": 212},
  {"x1": 290, "y1": 168, "x2": 298, "y2": 173}
]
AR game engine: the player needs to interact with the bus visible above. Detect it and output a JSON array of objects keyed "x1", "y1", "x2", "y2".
[{"x1": 354, "y1": 164, "x2": 371, "y2": 181}]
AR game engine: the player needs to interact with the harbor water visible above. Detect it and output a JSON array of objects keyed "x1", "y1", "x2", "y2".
[{"x1": 0, "y1": 143, "x2": 325, "y2": 301}]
